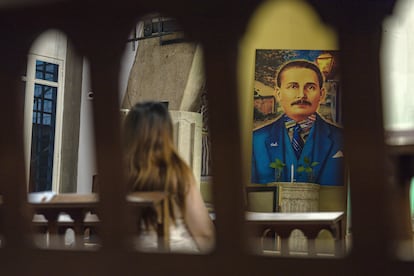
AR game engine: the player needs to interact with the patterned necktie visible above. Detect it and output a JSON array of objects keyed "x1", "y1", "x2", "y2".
[{"x1": 292, "y1": 124, "x2": 304, "y2": 159}]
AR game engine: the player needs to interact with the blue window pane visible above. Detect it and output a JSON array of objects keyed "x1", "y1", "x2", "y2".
[
  {"x1": 44, "y1": 87, "x2": 55, "y2": 100},
  {"x1": 35, "y1": 60, "x2": 59, "y2": 82},
  {"x1": 43, "y1": 114, "x2": 51, "y2": 125},
  {"x1": 34, "y1": 85, "x2": 42, "y2": 97},
  {"x1": 33, "y1": 99, "x2": 39, "y2": 112},
  {"x1": 43, "y1": 100, "x2": 52, "y2": 113},
  {"x1": 30, "y1": 83, "x2": 58, "y2": 192},
  {"x1": 33, "y1": 85, "x2": 57, "y2": 126},
  {"x1": 32, "y1": 112, "x2": 39, "y2": 124}
]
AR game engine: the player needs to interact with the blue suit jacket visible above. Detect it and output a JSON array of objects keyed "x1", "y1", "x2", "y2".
[{"x1": 251, "y1": 113, "x2": 344, "y2": 186}]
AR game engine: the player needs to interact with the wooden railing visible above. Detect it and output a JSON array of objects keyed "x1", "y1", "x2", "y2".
[
  {"x1": 3, "y1": 192, "x2": 345, "y2": 257},
  {"x1": 0, "y1": 192, "x2": 170, "y2": 250}
]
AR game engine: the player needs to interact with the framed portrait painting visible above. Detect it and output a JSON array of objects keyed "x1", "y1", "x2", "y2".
[{"x1": 251, "y1": 49, "x2": 344, "y2": 186}]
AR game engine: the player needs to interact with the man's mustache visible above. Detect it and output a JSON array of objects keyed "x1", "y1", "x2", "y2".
[{"x1": 291, "y1": 99, "x2": 312, "y2": 106}]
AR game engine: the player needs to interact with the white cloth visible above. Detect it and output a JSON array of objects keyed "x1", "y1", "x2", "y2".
[{"x1": 135, "y1": 218, "x2": 199, "y2": 253}]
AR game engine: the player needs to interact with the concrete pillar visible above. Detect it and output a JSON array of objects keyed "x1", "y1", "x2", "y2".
[{"x1": 170, "y1": 110, "x2": 202, "y2": 189}]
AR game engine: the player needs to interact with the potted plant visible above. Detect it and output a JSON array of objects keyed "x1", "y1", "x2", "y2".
[
  {"x1": 265, "y1": 157, "x2": 320, "y2": 214},
  {"x1": 297, "y1": 156, "x2": 319, "y2": 182},
  {"x1": 269, "y1": 158, "x2": 286, "y2": 182}
]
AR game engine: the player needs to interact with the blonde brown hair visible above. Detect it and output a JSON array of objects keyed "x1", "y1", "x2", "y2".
[{"x1": 122, "y1": 101, "x2": 192, "y2": 228}]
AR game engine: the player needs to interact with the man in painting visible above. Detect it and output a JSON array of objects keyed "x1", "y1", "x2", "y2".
[{"x1": 251, "y1": 59, "x2": 344, "y2": 186}]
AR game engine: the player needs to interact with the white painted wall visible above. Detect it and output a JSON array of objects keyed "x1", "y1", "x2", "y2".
[
  {"x1": 381, "y1": 0, "x2": 414, "y2": 131},
  {"x1": 76, "y1": 60, "x2": 95, "y2": 193},
  {"x1": 29, "y1": 30, "x2": 67, "y2": 60},
  {"x1": 76, "y1": 28, "x2": 139, "y2": 193}
]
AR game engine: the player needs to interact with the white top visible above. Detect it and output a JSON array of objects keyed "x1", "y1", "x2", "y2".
[
  {"x1": 135, "y1": 218, "x2": 199, "y2": 253},
  {"x1": 246, "y1": 211, "x2": 344, "y2": 222}
]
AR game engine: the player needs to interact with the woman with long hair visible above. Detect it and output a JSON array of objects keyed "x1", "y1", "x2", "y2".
[{"x1": 123, "y1": 101, "x2": 214, "y2": 252}]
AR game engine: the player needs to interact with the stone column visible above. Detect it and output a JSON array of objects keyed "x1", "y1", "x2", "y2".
[{"x1": 170, "y1": 110, "x2": 202, "y2": 188}]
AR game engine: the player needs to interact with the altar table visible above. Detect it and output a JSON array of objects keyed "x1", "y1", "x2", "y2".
[{"x1": 246, "y1": 211, "x2": 345, "y2": 256}]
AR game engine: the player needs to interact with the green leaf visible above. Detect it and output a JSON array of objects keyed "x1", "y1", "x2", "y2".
[
  {"x1": 303, "y1": 156, "x2": 310, "y2": 164},
  {"x1": 305, "y1": 167, "x2": 312, "y2": 173},
  {"x1": 270, "y1": 158, "x2": 285, "y2": 169},
  {"x1": 276, "y1": 159, "x2": 285, "y2": 166},
  {"x1": 311, "y1": 161, "x2": 319, "y2": 167},
  {"x1": 297, "y1": 166, "x2": 305, "y2": 173}
]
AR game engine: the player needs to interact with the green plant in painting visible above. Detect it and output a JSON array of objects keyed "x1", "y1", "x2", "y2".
[
  {"x1": 297, "y1": 156, "x2": 319, "y2": 182},
  {"x1": 269, "y1": 158, "x2": 286, "y2": 182}
]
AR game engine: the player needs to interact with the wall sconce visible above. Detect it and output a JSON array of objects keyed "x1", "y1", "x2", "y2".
[{"x1": 316, "y1": 53, "x2": 334, "y2": 79}]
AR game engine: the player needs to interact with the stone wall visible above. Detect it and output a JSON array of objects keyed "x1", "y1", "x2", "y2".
[
  {"x1": 121, "y1": 32, "x2": 205, "y2": 185},
  {"x1": 122, "y1": 37, "x2": 205, "y2": 112}
]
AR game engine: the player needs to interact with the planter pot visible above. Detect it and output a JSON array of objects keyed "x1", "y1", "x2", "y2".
[{"x1": 275, "y1": 182, "x2": 320, "y2": 212}]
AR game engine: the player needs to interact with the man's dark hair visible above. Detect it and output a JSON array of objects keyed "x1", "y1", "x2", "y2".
[{"x1": 276, "y1": 59, "x2": 324, "y2": 88}]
